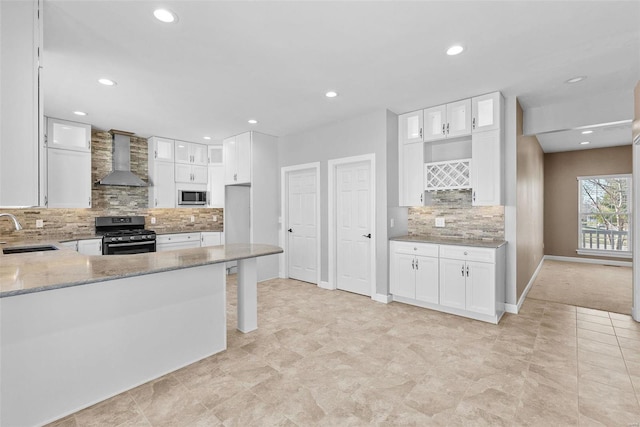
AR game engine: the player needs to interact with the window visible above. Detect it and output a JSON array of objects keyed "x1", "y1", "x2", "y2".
[{"x1": 578, "y1": 174, "x2": 632, "y2": 257}]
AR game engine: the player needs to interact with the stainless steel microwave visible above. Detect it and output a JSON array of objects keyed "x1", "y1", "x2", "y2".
[{"x1": 178, "y1": 190, "x2": 207, "y2": 205}]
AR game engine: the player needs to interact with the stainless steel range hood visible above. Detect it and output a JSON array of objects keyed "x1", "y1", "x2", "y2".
[{"x1": 99, "y1": 130, "x2": 147, "y2": 187}]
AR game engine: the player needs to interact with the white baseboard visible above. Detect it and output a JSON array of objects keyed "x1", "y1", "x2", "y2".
[
  {"x1": 372, "y1": 293, "x2": 392, "y2": 304},
  {"x1": 505, "y1": 257, "x2": 545, "y2": 314},
  {"x1": 544, "y1": 255, "x2": 632, "y2": 268},
  {"x1": 318, "y1": 281, "x2": 333, "y2": 290}
]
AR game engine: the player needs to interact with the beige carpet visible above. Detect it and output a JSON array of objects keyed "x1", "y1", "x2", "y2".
[{"x1": 528, "y1": 260, "x2": 632, "y2": 314}]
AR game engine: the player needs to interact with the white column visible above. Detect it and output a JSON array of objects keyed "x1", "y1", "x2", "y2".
[{"x1": 237, "y1": 257, "x2": 258, "y2": 332}]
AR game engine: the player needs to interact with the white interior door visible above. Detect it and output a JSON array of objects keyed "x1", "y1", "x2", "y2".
[
  {"x1": 287, "y1": 169, "x2": 318, "y2": 284},
  {"x1": 336, "y1": 161, "x2": 372, "y2": 296}
]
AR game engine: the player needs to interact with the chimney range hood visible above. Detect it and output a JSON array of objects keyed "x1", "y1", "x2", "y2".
[{"x1": 99, "y1": 130, "x2": 147, "y2": 187}]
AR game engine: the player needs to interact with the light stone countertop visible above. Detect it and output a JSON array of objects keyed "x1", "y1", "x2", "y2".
[
  {"x1": 0, "y1": 243, "x2": 282, "y2": 298},
  {"x1": 390, "y1": 235, "x2": 507, "y2": 249}
]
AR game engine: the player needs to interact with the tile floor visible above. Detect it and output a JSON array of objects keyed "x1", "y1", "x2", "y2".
[{"x1": 48, "y1": 277, "x2": 640, "y2": 426}]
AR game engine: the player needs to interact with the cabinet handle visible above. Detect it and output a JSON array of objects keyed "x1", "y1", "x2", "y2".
[
  {"x1": 155, "y1": 198, "x2": 158, "y2": 207},
  {"x1": 88, "y1": 197, "x2": 91, "y2": 207},
  {"x1": 155, "y1": 150, "x2": 158, "y2": 159},
  {"x1": 415, "y1": 259, "x2": 419, "y2": 270},
  {"x1": 446, "y1": 123, "x2": 450, "y2": 134},
  {"x1": 44, "y1": 195, "x2": 48, "y2": 207},
  {"x1": 472, "y1": 117, "x2": 476, "y2": 129},
  {"x1": 412, "y1": 259, "x2": 415, "y2": 269},
  {"x1": 472, "y1": 191, "x2": 476, "y2": 202},
  {"x1": 461, "y1": 265, "x2": 465, "y2": 276},
  {"x1": 234, "y1": 173, "x2": 237, "y2": 181},
  {"x1": 420, "y1": 193, "x2": 423, "y2": 203},
  {"x1": 442, "y1": 124, "x2": 446, "y2": 135},
  {"x1": 419, "y1": 128, "x2": 423, "y2": 139},
  {"x1": 466, "y1": 265, "x2": 470, "y2": 277}
]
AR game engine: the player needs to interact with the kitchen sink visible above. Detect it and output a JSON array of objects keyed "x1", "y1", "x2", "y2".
[{"x1": 3, "y1": 245, "x2": 59, "y2": 254}]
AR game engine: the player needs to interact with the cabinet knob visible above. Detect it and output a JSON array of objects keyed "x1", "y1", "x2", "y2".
[
  {"x1": 464, "y1": 251, "x2": 468, "y2": 255},
  {"x1": 413, "y1": 247, "x2": 417, "y2": 251}
]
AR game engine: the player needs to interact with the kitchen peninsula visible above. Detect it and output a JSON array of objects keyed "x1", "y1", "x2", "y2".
[{"x1": 0, "y1": 243, "x2": 282, "y2": 427}]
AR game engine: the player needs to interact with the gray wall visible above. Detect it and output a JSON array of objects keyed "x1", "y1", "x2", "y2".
[{"x1": 278, "y1": 109, "x2": 401, "y2": 295}]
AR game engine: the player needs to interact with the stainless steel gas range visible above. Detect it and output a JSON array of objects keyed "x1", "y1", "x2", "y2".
[{"x1": 95, "y1": 216, "x2": 156, "y2": 255}]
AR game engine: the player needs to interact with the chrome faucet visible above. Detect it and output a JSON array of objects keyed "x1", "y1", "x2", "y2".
[{"x1": 0, "y1": 213, "x2": 23, "y2": 231}]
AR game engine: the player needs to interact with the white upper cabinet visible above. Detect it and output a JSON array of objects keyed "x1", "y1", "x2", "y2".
[
  {"x1": 148, "y1": 137, "x2": 176, "y2": 208},
  {"x1": 175, "y1": 141, "x2": 208, "y2": 166},
  {"x1": 224, "y1": 132, "x2": 251, "y2": 185},
  {"x1": 423, "y1": 105, "x2": 446, "y2": 142},
  {"x1": 46, "y1": 146, "x2": 91, "y2": 208},
  {"x1": 44, "y1": 117, "x2": 92, "y2": 208},
  {"x1": 208, "y1": 145, "x2": 224, "y2": 208},
  {"x1": 0, "y1": 0, "x2": 41, "y2": 207},
  {"x1": 446, "y1": 99, "x2": 472, "y2": 138},
  {"x1": 47, "y1": 118, "x2": 91, "y2": 152},
  {"x1": 398, "y1": 110, "x2": 423, "y2": 144},
  {"x1": 149, "y1": 137, "x2": 174, "y2": 162},
  {"x1": 423, "y1": 100, "x2": 471, "y2": 141},
  {"x1": 399, "y1": 142, "x2": 424, "y2": 206},
  {"x1": 471, "y1": 129, "x2": 502, "y2": 206},
  {"x1": 472, "y1": 92, "x2": 502, "y2": 133}
]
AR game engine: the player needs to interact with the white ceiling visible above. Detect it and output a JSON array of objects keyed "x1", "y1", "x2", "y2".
[
  {"x1": 43, "y1": 1, "x2": 640, "y2": 148},
  {"x1": 536, "y1": 121, "x2": 632, "y2": 153}
]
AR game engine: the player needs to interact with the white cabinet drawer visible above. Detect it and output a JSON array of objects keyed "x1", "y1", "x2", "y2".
[
  {"x1": 439, "y1": 245, "x2": 495, "y2": 263},
  {"x1": 391, "y1": 241, "x2": 439, "y2": 258},
  {"x1": 156, "y1": 233, "x2": 200, "y2": 245}
]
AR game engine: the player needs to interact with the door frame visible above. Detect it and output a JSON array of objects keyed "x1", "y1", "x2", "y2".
[
  {"x1": 280, "y1": 162, "x2": 321, "y2": 285},
  {"x1": 328, "y1": 153, "x2": 376, "y2": 298}
]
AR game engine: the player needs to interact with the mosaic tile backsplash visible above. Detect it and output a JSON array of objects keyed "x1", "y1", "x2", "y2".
[{"x1": 408, "y1": 190, "x2": 504, "y2": 241}]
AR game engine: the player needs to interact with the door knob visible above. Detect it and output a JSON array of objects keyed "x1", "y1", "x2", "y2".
[
  {"x1": 362, "y1": 233, "x2": 371, "y2": 238},
  {"x1": 288, "y1": 228, "x2": 293, "y2": 233}
]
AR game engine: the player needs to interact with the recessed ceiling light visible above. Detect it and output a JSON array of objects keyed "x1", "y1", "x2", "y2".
[
  {"x1": 98, "y1": 78, "x2": 116, "y2": 86},
  {"x1": 581, "y1": 130, "x2": 593, "y2": 135},
  {"x1": 446, "y1": 45, "x2": 464, "y2": 56},
  {"x1": 580, "y1": 141, "x2": 590, "y2": 145},
  {"x1": 203, "y1": 136, "x2": 211, "y2": 140},
  {"x1": 325, "y1": 91, "x2": 338, "y2": 98},
  {"x1": 565, "y1": 76, "x2": 586, "y2": 84},
  {"x1": 248, "y1": 119, "x2": 258, "y2": 124},
  {"x1": 73, "y1": 111, "x2": 87, "y2": 116},
  {"x1": 153, "y1": 9, "x2": 177, "y2": 23}
]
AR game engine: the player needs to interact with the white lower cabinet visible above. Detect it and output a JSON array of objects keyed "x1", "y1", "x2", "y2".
[
  {"x1": 390, "y1": 241, "x2": 505, "y2": 323},
  {"x1": 77, "y1": 239, "x2": 102, "y2": 256},
  {"x1": 156, "y1": 233, "x2": 201, "y2": 251},
  {"x1": 201, "y1": 231, "x2": 222, "y2": 247},
  {"x1": 390, "y1": 241, "x2": 438, "y2": 303}
]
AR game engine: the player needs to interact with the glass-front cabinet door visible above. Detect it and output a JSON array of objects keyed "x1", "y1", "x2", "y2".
[
  {"x1": 47, "y1": 117, "x2": 91, "y2": 152},
  {"x1": 446, "y1": 99, "x2": 471, "y2": 138},
  {"x1": 399, "y1": 110, "x2": 424, "y2": 144},
  {"x1": 472, "y1": 92, "x2": 502, "y2": 133},
  {"x1": 423, "y1": 105, "x2": 447, "y2": 142}
]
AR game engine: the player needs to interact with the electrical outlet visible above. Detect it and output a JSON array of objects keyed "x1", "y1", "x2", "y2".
[
  {"x1": 435, "y1": 217, "x2": 445, "y2": 227},
  {"x1": 35, "y1": 219, "x2": 44, "y2": 228},
  {"x1": 150, "y1": 217, "x2": 156, "y2": 225},
  {"x1": 190, "y1": 215, "x2": 195, "y2": 223},
  {"x1": 212, "y1": 215, "x2": 218, "y2": 222}
]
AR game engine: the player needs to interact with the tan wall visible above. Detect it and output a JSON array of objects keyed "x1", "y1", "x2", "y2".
[
  {"x1": 544, "y1": 145, "x2": 632, "y2": 260},
  {"x1": 516, "y1": 100, "x2": 545, "y2": 301},
  {"x1": 634, "y1": 81, "x2": 640, "y2": 141}
]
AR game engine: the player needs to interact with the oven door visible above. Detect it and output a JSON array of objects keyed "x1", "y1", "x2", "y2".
[{"x1": 103, "y1": 240, "x2": 156, "y2": 255}]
